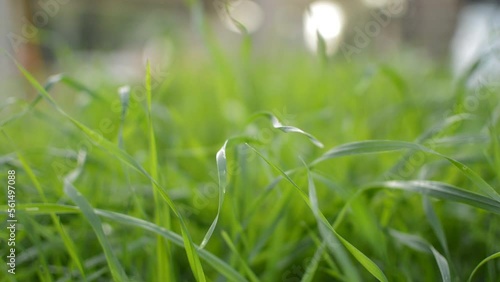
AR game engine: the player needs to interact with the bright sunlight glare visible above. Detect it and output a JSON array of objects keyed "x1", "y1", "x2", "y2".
[{"x1": 303, "y1": 1, "x2": 344, "y2": 55}]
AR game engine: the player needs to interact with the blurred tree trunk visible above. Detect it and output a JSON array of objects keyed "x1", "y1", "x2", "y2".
[{"x1": 403, "y1": 0, "x2": 461, "y2": 59}]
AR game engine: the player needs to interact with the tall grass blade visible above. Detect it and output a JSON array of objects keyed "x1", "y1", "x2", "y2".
[
  {"x1": 145, "y1": 60, "x2": 175, "y2": 282},
  {"x1": 53, "y1": 216, "x2": 87, "y2": 281},
  {"x1": 422, "y1": 196, "x2": 450, "y2": 259},
  {"x1": 305, "y1": 165, "x2": 388, "y2": 282},
  {"x1": 63, "y1": 151, "x2": 129, "y2": 282}
]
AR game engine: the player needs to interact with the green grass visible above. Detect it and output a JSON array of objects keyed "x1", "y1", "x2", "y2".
[{"x1": 1, "y1": 24, "x2": 500, "y2": 281}]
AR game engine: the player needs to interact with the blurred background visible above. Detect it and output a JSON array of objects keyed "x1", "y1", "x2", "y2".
[{"x1": 1, "y1": 0, "x2": 500, "y2": 89}]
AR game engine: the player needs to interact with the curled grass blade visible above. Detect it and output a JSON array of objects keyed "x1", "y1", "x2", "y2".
[
  {"x1": 249, "y1": 112, "x2": 324, "y2": 148},
  {"x1": 199, "y1": 136, "x2": 258, "y2": 249},
  {"x1": 468, "y1": 252, "x2": 500, "y2": 282},
  {"x1": 220, "y1": 0, "x2": 252, "y2": 60},
  {"x1": 199, "y1": 140, "x2": 228, "y2": 249}
]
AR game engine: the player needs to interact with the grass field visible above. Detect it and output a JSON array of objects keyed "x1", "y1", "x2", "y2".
[{"x1": 1, "y1": 20, "x2": 500, "y2": 281}]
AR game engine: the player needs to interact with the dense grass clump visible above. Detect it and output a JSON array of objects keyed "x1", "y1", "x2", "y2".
[{"x1": 1, "y1": 46, "x2": 499, "y2": 282}]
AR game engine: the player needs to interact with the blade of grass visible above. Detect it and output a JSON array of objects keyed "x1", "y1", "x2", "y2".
[
  {"x1": 44, "y1": 73, "x2": 105, "y2": 102},
  {"x1": 301, "y1": 242, "x2": 326, "y2": 282},
  {"x1": 53, "y1": 216, "x2": 87, "y2": 281},
  {"x1": 220, "y1": 231, "x2": 259, "y2": 282},
  {"x1": 385, "y1": 114, "x2": 472, "y2": 179},
  {"x1": 305, "y1": 164, "x2": 388, "y2": 282},
  {"x1": 248, "y1": 112, "x2": 324, "y2": 148},
  {"x1": 63, "y1": 151, "x2": 128, "y2": 282},
  {"x1": 221, "y1": 0, "x2": 252, "y2": 61},
  {"x1": 199, "y1": 140, "x2": 228, "y2": 249},
  {"x1": 329, "y1": 178, "x2": 500, "y2": 237},
  {"x1": 0, "y1": 71, "x2": 103, "y2": 129},
  {"x1": 311, "y1": 140, "x2": 500, "y2": 202},
  {"x1": 389, "y1": 229, "x2": 451, "y2": 282},
  {"x1": 247, "y1": 190, "x2": 292, "y2": 262},
  {"x1": 145, "y1": 60, "x2": 175, "y2": 282},
  {"x1": 199, "y1": 136, "x2": 259, "y2": 249},
  {"x1": 422, "y1": 196, "x2": 451, "y2": 259},
  {"x1": 368, "y1": 180, "x2": 500, "y2": 214},
  {"x1": 116, "y1": 85, "x2": 146, "y2": 218},
  {"x1": 467, "y1": 252, "x2": 500, "y2": 282}
]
